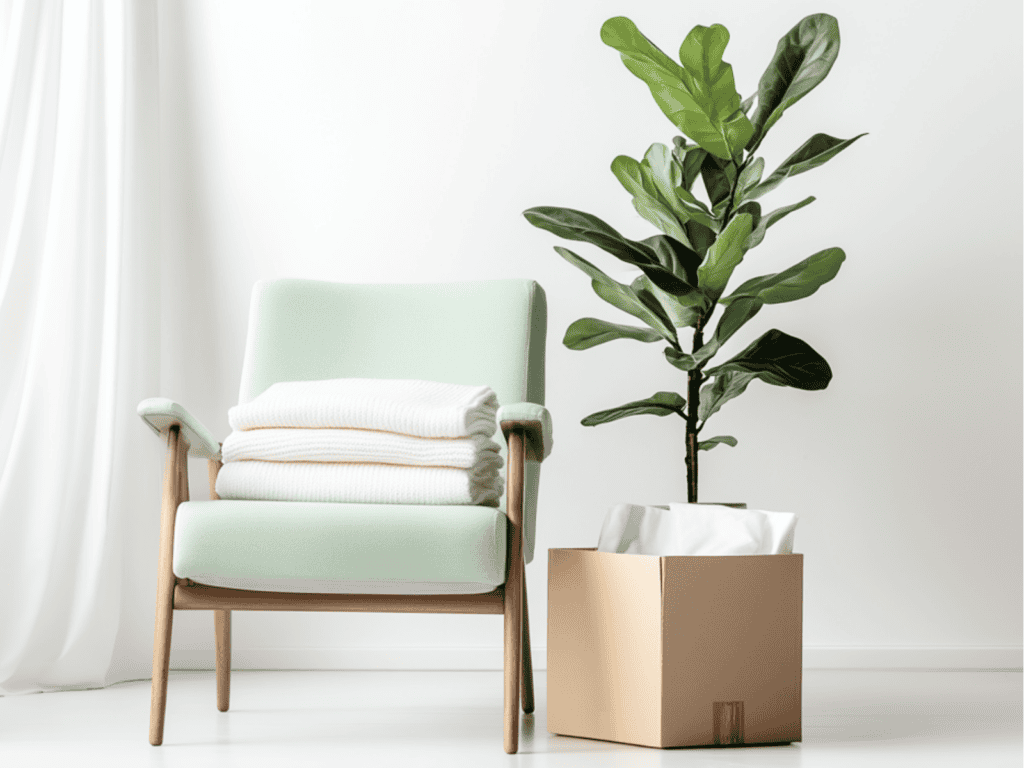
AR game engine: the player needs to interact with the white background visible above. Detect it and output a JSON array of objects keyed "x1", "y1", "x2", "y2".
[{"x1": 112, "y1": 0, "x2": 1022, "y2": 674}]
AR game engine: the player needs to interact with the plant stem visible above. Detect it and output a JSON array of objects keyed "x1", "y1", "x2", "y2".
[{"x1": 685, "y1": 316, "x2": 705, "y2": 503}]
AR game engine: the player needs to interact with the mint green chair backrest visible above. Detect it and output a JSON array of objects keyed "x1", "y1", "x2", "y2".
[{"x1": 237, "y1": 278, "x2": 547, "y2": 564}]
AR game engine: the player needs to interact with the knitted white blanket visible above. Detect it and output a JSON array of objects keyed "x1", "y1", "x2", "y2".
[
  {"x1": 221, "y1": 428, "x2": 501, "y2": 469},
  {"x1": 216, "y1": 461, "x2": 503, "y2": 506},
  {"x1": 229, "y1": 379, "x2": 499, "y2": 437}
]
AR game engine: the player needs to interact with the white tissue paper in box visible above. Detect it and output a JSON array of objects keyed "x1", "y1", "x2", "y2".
[{"x1": 596, "y1": 502, "x2": 797, "y2": 556}]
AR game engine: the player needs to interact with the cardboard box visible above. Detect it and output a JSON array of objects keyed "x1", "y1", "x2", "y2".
[{"x1": 547, "y1": 548, "x2": 802, "y2": 748}]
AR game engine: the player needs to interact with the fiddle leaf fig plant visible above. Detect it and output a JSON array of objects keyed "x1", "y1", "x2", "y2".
[{"x1": 524, "y1": 13, "x2": 865, "y2": 502}]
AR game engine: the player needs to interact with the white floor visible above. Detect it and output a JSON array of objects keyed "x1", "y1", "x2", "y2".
[{"x1": 0, "y1": 670, "x2": 1020, "y2": 767}]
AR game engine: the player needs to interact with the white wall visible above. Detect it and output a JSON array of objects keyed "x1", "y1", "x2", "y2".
[{"x1": 128, "y1": 0, "x2": 1021, "y2": 672}]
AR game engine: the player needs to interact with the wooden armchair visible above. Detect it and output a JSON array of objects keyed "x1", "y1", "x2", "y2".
[{"x1": 137, "y1": 279, "x2": 551, "y2": 753}]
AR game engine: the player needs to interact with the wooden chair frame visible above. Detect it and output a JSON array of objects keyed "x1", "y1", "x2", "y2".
[{"x1": 149, "y1": 421, "x2": 539, "y2": 754}]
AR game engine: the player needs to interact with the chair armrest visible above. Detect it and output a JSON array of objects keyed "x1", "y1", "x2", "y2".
[
  {"x1": 137, "y1": 398, "x2": 222, "y2": 460},
  {"x1": 498, "y1": 402, "x2": 552, "y2": 462}
]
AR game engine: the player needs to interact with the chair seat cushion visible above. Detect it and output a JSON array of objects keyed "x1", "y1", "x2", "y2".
[{"x1": 173, "y1": 500, "x2": 508, "y2": 594}]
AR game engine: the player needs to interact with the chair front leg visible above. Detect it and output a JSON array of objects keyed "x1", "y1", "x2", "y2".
[
  {"x1": 521, "y1": 577, "x2": 534, "y2": 715},
  {"x1": 150, "y1": 426, "x2": 188, "y2": 745},
  {"x1": 503, "y1": 429, "x2": 526, "y2": 754}
]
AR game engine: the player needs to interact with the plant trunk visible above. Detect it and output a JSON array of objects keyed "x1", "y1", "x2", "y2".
[{"x1": 685, "y1": 323, "x2": 704, "y2": 503}]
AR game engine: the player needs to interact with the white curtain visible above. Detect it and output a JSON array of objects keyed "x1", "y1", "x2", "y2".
[{"x1": 0, "y1": 0, "x2": 160, "y2": 694}]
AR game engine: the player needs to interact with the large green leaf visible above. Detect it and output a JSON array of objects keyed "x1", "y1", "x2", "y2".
[
  {"x1": 744, "y1": 196, "x2": 814, "y2": 249},
  {"x1": 611, "y1": 155, "x2": 691, "y2": 246},
  {"x1": 748, "y1": 133, "x2": 867, "y2": 199},
  {"x1": 639, "y1": 146, "x2": 715, "y2": 231},
  {"x1": 631, "y1": 274, "x2": 703, "y2": 328},
  {"x1": 695, "y1": 213, "x2": 753, "y2": 298},
  {"x1": 563, "y1": 317, "x2": 662, "y2": 350},
  {"x1": 721, "y1": 247, "x2": 845, "y2": 305},
  {"x1": 600, "y1": 17, "x2": 752, "y2": 159},
  {"x1": 640, "y1": 234, "x2": 701, "y2": 287},
  {"x1": 698, "y1": 370, "x2": 756, "y2": 421},
  {"x1": 698, "y1": 435, "x2": 738, "y2": 451},
  {"x1": 581, "y1": 391, "x2": 686, "y2": 426},
  {"x1": 524, "y1": 206, "x2": 693, "y2": 295},
  {"x1": 553, "y1": 246, "x2": 677, "y2": 341},
  {"x1": 706, "y1": 328, "x2": 832, "y2": 390},
  {"x1": 749, "y1": 14, "x2": 842, "y2": 148},
  {"x1": 685, "y1": 219, "x2": 718, "y2": 256},
  {"x1": 693, "y1": 297, "x2": 763, "y2": 365}
]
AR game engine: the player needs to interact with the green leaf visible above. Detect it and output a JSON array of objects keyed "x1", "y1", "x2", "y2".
[
  {"x1": 700, "y1": 152, "x2": 735, "y2": 206},
  {"x1": 733, "y1": 157, "x2": 764, "y2": 204},
  {"x1": 740, "y1": 93, "x2": 755, "y2": 115},
  {"x1": 640, "y1": 146, "x2": 715, "y2": 230},
  {"x1": 748, "y1": 133, "x2": 867, "y2": 199},
  {"x1": 749, "y1": 14, "x2": 842, "y2": 148},
  {"x1": 563, "y1": 317, "x2": 662, "y2": 350},
  {"x1": 693, "y1": 297, "x2": 763, "y2": 365},
  {"x1": 672, "y1": 139, "x2": 706, "y2": 191},
  {"x1": 722, "y1": 247, "x2": 845, "y2": 305},
  {"x1": 664, "y1": 347, "x2": 698, "y2": 371},
  {"x1": 631, "y1": 274, "x2": 703, "y2": 328},
  {"x1": 698, "y1": 370, "x2": 756, "y2": 421},
  {"x1": 695, "y1": 213, "x2": 753, "y2": 298},
  {"x1": 698, "y1": 435, "x2": 738, "y2": 451},
  {"x1": 524, "y1": 206, "x2": 693, "y2": 296},
  {"x1": 612, "y1": 155, "x2": 691, "y2": 245},
  {"x1": 582, "y1": 391, "x2": 686, "y2": 426},
  {"x1": 744, "y1": 196, "x2": 814, "y2": 249},
  {"x1": 600, "y1": 17, "x2": 752, "y2": 159},
  {"x1": 684, "y1": 219, "x2": 718, "y2": 257},
  {"x1": 733, "y1": 201, "x2": 762, "y2": 233},
  {"x1": 553, "y1": 246, "x2": 677, "y2": 341},
  {"x1": 639, "y1": 235, "x2": 701, "y2": 288},
  {"x1": 706, "y1": 328, "x2": 832, "y2": 390}
]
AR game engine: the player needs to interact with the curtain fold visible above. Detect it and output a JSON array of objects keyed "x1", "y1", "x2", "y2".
[{"x1": 0, "y1": 0, "x2": 159, "y2": 694}]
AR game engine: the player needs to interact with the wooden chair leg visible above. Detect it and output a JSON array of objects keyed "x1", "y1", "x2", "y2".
[
  {"x1": 150, "y1": 427, "x2": 186, "y2": 746},
  {"x1": 521, "y1": 577, "x2": 535, "y2": 715},
  {"x1": 503, "y1": 429, "x2": 525, "y2": 754},
  {"x1": 215, "y1": 610, "x2": 231, "y2": 711}
]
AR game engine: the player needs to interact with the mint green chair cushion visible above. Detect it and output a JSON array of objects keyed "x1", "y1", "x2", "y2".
[
  {"x1": 234, "y1": 278, "x2": 547, "y2": 566},
  {"x1": 173, "y1": 500, "x2": 508, "y2": 594}
]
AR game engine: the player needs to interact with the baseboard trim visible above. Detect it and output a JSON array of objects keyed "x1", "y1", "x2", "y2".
[{"x1": 170, "y1": 645, "x2": 1022, "y2": 671}]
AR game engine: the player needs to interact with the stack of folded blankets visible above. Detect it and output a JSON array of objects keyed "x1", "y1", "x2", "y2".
[{"x1": 215, "y1": 378, "x2": 504, "y2": 506}]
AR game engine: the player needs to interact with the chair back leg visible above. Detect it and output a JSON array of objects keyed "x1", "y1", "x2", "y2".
[
  {"x1": 503, "y1": 430, "x2": 526, "y2": 754},
  {"x1": 215, "y1": 610, "x2": 232, "y2": 711}
]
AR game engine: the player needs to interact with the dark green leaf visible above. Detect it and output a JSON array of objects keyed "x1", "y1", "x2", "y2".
[
  {"x1": 631, "y1": 275, "x2": 704, "y2": 328},
  {"x1": 706, "y1": 328, "x2": 832, "y2": 390},
  {"x1": 698, "y1": 370, "x2": 756, "y2": 421},
  {"x1": 600, "y1": 17, "x2": 752, "y2": 159},
  {"x1": 749, "y1": 14, "x2": 842, "y2": 148},
  {"x1": 693, "y1": 297, "x2": 763, "y2": 365},
  {"x1": 744, "y1": 196, "x2": 814, "y2": 249},
  {"x1": 700, "y1": 152, "x2": 734, "y2": 206},
  {"x1": 676, "y1": 145, "x2": 707, "y2": 191},
  {"x1": 733, "y1": 201, "x2": 762, "y2": 233},
  {"x1": 722, "y1": 247, "x2": 845, "y2": 305},
  {"x1": 639, "y1": 235, "x2": 701, "y2": 287},
  {"x1": 524, "y1": 206, "x2": 693, "y2": 296},
  {"x1": 698, "y1": 435, "x2": 738, "y2": 450},
  {"x1": 695, "y1": 213, "x2": 753, "y2": 298},
  {"x1": 684, "y1": 219, "x2": 718, "y2": 257},
  {"x1": 664, "y1": 347, "x2": 698, "y2": 371},
  {"x1": 563, "y1": 317, "x2": 662, "y2": 350},
  {"x1": 749, "y1": 133, "x2": 867, "y2": 199},
  {"x1": 582, "y1": 391, "x2": 686, "y2": 426},
  {"x1": 552, "y1": 246, "x2": 677, "y2": 341},
  {"x1": 740, "y1": 93, "x2": 755, "y2": 115}
]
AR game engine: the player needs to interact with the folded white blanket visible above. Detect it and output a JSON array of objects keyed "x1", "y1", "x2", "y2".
[
  {"x1": 221, "y1": 427, "x2": 501, "y2": 469},
  {"x1": 229, "y1": 379, "x2": 499, "y2": 438},
  {"x1": 597, "y1": 502, "x2": 797, "y2": 556},
  {"x1": 216, "y1": 460, "x2": 504, "y2": 506}
]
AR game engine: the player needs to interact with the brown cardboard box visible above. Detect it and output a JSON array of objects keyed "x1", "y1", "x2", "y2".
[{"x1": 547, "y1": 548, "x2": 802, "y2": 748}]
